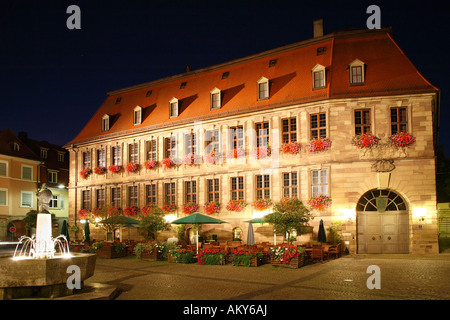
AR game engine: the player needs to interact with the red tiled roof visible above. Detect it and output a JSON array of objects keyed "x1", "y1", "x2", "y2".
[{"x1": 66, "y1": 28, "x2": 438, "y2": 147}]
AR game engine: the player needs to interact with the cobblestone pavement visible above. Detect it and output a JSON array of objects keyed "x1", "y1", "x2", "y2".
[{"x1": 85, "y1": 254, "x2": 450, "y2": 300}]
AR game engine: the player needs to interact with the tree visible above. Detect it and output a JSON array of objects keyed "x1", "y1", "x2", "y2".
[
  {"x1": 139, "y1": 206, "x2": 171, "y2": 240},
  {"x1": 265, "y1": 197, "x2": 314, "y2": 242}
]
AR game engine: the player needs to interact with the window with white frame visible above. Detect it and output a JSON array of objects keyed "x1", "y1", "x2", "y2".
[
  {"x1": 128, "y1": 143, "x2": 139, "y2": 163},
  {"x1": 22, "y1": 165, "x2": 32, "y2": 180},
  {"x1": 49, "y1": 195, "x2": 60, "y2": 209},
  {"x1": 349, "y1": 59, "x2": 365, "y2": 85},
  {"x1": 97, "y1": 148, "x2": 106, "y2": 167},
  {"x1": 0, "y1": 189, "x2": 7, "y2": 206},
  {"x1": 112, "y1": 145, "x2": 122, "y2": 165},
  {"x1": 40, "y1": 148, "x2": 48, "y2": 159},
  {"x1": 205, "y1": 129, "x2": 220, "y2": 154},
  {"x1": 83, "y1": 151, "x2": 91, "y2": 168},
  {"x1": 311, "y1": 169, "x2": 328, "y2": 197},
  {"x1": 210, "y1": 88, "x2": 221, "y2": 110},
  {"x1": 312, "y1": 64, "x2": 326, "y2": 89},
  {"x1": 133, "y1": 106, "x2": 142, "y2": 125},
  {"x1": 282, "y1": 172, "x2": 298, "y2": 198},
  {"x1": 146, "y1": 140, "x2": 157, "y2": 161},
  {"x1": 21, "y1": 191, "x2": 33, "y2": 208},
  {"x1": 48, "y1": 170, "x2": 58, "y2": 184},
  {"x1": 169, "y1": 98, "x2": 179, "y2": 118},
  {"x1": 257, "y1": 77, "x2": 269, "y2": 100},
  {"x1": 57, "y1": 152, "x2": 65, "y2": 162},
  {"x1": 102, "y1": 114, "x2": 110, "y2": 132},
  {"x1": 0, "y1": 161, "x2": 7, "y2": 177}
]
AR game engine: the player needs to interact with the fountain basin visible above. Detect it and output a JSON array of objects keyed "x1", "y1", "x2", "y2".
[{"x1": 0, "y1": 253, "x2": 96, "y2": 299}]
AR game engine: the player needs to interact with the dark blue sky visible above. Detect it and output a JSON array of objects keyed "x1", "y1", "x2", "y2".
[{"x1": 0, "y1": 0, "x2": 449, "y2": 155}]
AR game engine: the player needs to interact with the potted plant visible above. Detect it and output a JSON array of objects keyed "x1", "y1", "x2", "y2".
[
  {"x1": 162, "y1": 157, "x2": 175, "y2": 169},
  {"x1": 134, "y1": 242, "x2": 164, "y2": 261},
  {"x1": 79, "y1": 167, "x2": 92, "y2": 179},
  {"x1": 351, "y1": 132, "x2": 380, "y2": 149},
  {"x1": 95, "y1": 241, "x2": 127, "y2": 258},
  {"x1": 93, "y1": 166, "x2": 107, "y2": 175},
  {"x1": 231, "y1": 249, "x2": 265, "y2": 267},
  {"x1": 308, "y1": 137, "x2": 331, "y2": 153},
  {"x1": 169, "y1": 248, "x2": 195, "y2": 264},
  {"x1": 197, "y1": 248, "x2": 225, "y2": 265},
  {"x1": 226, "y1": 199, "x2": 247, "y2": 212},
  {"x1": 280, "y1": 142, "x2": 301, "y2": 155},
  {"x1": 307, "y1": 195, "x2": 332, "y2": 211},
  {"x1": 270, "y1": 244, "x2": 306, "y2": 268},
  {"x1": 162, "y1": 203, "x2": 177, "y2": 213},
  {"x1": 390, "y1": 132, "x2": 416, "y2": 147},
  {"x1": 144, "y1": 159, "x2": 158, "y2": 169},
  {"x1": 108, "y1": 164, "x2": 123, "y2": 174},
  {"x1": 182, "y1": 202, "x2": 199, "y2": 215},
  {"x1": 204, "y1": 201, "x2": 220, "y2": 215},
  {"x1": 252, "y1": 198, "x2": 273, "y2": 211},
  {"x1": 126, "y1": 162, "x2": 140, "y2": 173},
  {"x1": 123, "y1": 206, "x2": 141, "y2": 217},
  {"x1": 139, "y1": 206, "x2": 171, "y2": 240}
]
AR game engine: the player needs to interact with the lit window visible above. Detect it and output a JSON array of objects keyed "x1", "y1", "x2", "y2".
[
  {"x1": 391, "y1": 107, "x2": 408, "y2": 135},
  {"x1": 210, "y1": 88, "x2": 221, "y2": 110},
  {"x1": 282, "y1": 172, "x2": 298, "y2": 198},
  {"x1": 349, "y1": 59, "x2": 365, "y2": 85},
  {"x1": 133, "y1": 106, "x2": 142, "y2": 125},
  {"x1": 310, "y1": 113, "x2": 327, "y2": 139},
  {"x1": 21, "y1": 191, "x2": 33, "y2": 208},
  {"x1": 311, "y1": 169, "x2": 328, "y2": 197},
  {"x1": 255, "y1": 174, "x2": 270, "y2": 199},
  {"x1": 112, "y1": 146, "x2": 122, "y2": 165},
  {"x1": 257, "y1": 77, "x2": 269, "y2": 100},
  {"x1": 312, "y1": 64, "x2": 326, "y2": 89},
  {"x1": 169, "y1": 98, "x2": 179, "y2": 118},
  {"x1": 102, "y1": 114, "x2": 110, "y2": 132},
  {"x1": 48, "y1": 171, "x2": 58, "y2": 183}
]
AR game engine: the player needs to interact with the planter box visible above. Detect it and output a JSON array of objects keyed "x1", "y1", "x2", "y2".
[
  {"x1": 96, "y1": 245, "x2": 127, "y2": 259},
  {"x1": 140, "y1": 250, "x2": 162, "y2": 261},
  {"x1": 233, "y1": 256, "x2": 262, "y2": 267},
  {"x1": 270, "y1": 254, "x2": 305, "y2": 269}
]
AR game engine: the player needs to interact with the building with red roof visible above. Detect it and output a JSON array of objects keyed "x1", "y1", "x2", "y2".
[{"x1": 66, "y1": 23, "x2": 440, "y2": 254}]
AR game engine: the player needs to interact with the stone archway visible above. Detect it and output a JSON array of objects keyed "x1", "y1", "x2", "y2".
[{"x1": 356, "y1": 189, "x2": 409, "y2": 254}]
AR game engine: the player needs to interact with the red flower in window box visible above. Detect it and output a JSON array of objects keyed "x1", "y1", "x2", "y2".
[
  {"x1": 203, "y1": 150, "x2": 220, "y2": 164},
  {"x1": 390, "y1": 132, "x2": 416, "y2": 147},
  {"x1": 182, "y1": 153, "x2": 202, "y2": 165},
  {"x1": 204, "y1": 201, "x2": 220, "y2": 215},
  {"x1": 307, "y1": 195, "x2": 332, "y2": 211},
  {"x1": 226, "y1": 200, "x2": 247, "y2": 212},
  {"x1": 141, "y1": 204, "x2": 154, "y2": 215},
  {"x1": 93, "y1": 166, "x2": 107, "y2": 175},
  {"x1": 123, "y1": 206, "x2": 141, "y2": 217},
  {"x1": 108, "y1": 164, "x2": 123, "y2": 174},
  {"x1": 144, "y1": 160, "x2": 158, "y2": 169},
  {"x1": 78, "y1": 209, "x2": 90, "y2": 219},
  {"x1": 252, "y1": 199, "x2": 273, "y2": 211},
  {"x1": 308, "y1": 137, "x2": 331, "y2": 153},
  {"x1": 182, "y1": 202, "x2": 199, "y2": 215},
  {"x1": 79, "y1": 167, "x2": 92, "y2": 179},
  {"x1": 280, "y1": 142, "x2": 302, "y2": 155},
  {"x1": 162, "y1": 158, "x2": 175, "y2": 169},
  {"x1": 251, "y1": 146, "x2": 271, "y2": 159},
  {"x1": 126, "y1": 162, "x2": 140, "y2": 173},
  {"x1": 351, "y1": 133, "x2": 380, "y2": 149},
  {"x1": 162, "y1": 204, "x2": 177, "y2": 213},
  {"x1": 226, "y1": 148, "x2": 245, "y2": 159}
]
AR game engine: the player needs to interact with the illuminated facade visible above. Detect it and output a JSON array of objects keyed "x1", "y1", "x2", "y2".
[{"x1": 66, "y1": 26, "x2": 440, "y2": 254}]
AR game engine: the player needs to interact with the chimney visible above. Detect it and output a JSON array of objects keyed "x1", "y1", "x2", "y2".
[
  {"x1": 186, "y1": 64, "x2": 191, "y2": 73},
  {"x1": 313, "y1": 19, "x2": 324, "y2": 38}
]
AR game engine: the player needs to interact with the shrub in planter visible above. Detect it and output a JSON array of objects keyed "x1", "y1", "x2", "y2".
[
  {"x1": 169, "y1": 248, "x2": 195, "y2": 264},
  {"x1": 231, "y1": 249, "x2": 264, "y2": 267},
  {"x1": 197, "y1": 249, "x2": 225, "y2": 265}
]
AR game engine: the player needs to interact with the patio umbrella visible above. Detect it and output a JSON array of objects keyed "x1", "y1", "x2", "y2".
[
  {"x1": 171, "y1": 213, "x2": 226, "y2": 253},
  {"x1": 247, "y1": 221, "x2": 255, "y2": 246},
  {"x1": 61, "y1": 220, "x2": 70, "y2": 242},
  {"x1": 84, "y1": 221, "x2": 90, "y2": 243},
  {"x1": 100, "y1": 215, "x2": 140, "y2": 241},
  {"x1": 317, "y1": 219, "x2": 327, "y2": 244}
]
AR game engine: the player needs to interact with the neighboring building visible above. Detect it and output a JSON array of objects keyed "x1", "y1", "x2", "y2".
[
  {"x1": 65, "y1": 23, "x2": 440, "y2": 254},
  {"x1": 0, "y1": 129, "x2": 69, "y2": 241}
]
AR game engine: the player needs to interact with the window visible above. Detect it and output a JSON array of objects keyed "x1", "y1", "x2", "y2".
[
  {"x1": 13, "y1": 142, "x2": 20, "y2": 151},
  {"x1": 111, "y1": 187, "x2": 121, "y2": 208},
  {"x1": 230, "y1": 177, "x2": 244, "y2": 200},
  {"x1": 22, "y1": 166, "x2": 32, "y2": 180},
  {"x1": 312, "y1": 64, "x2": 326, "y2": 89},
  {"x1": 311, "y1": 169, "x2": 328, "y2": 197},
  {"x1": 310, "y1": 113, "x2": 327, "y2": 139},
  {"x1": 49, "y1": 195, "x2": 59, "y2": 209},
  {"x1": 146, "y1": 140, "x2": 157, "y2": 161},
  {"x1": 257, "y1": 77, "x2": 269, "y2": 100},
  {"x1": 269, "y1": 59, "x2": 277, "y2": 67},
  {"x1": 21, "y1": 191, "x2": 33, "y2": 208},
  {"x1": 349, "y1": 59, "x2": 365, "y2": 85},
  {"x1": 112, "y1": 146, "x2": 122, "y2": 165},
  {"x1": 129, "y1": 143, "x2": 139, "y2": 163},
  {"x1": 0, "y1": 162, "x2": 7, "y2": 176},
  {"x1": 210, "y1": 88, "x2": 221, "y2": 110},
  {"x1": 354, "y1": 109, "x2": 371, "y2": 135},
  {"x1": 256, "y1": 121, "x2": 270, "y2": 147},
  {"x1": 230, "y1": 126, "x2": 244, "y2": 152},
  {"x1": 146, "y1": 184, "x2": 157, "y2": 205},
  {"x1": 180, "y1": 82, "x2": 187, "y2": 89},
  {"x1": 83, "y1": 151, "x2": 91, "y2": 168},
  {"x1": 185, "y1": 132, "x2": 197, "y2": 155},
  {"x1": 164, "y1": 182, "x2": 176, "y2": 205},
  {"x1": 205, "y1": 129, "x2": 220, "y2": 154},
  {"x1": 0, "y1": 189, "x2": 7, "y2": 206},
  {"x1": 256, "y1": 175, "x2": 270, "y2": 199},
  {"x1": 185, "y1": 181, "x2": 197, "y2": 204},
  {"x1": 40, "y1": 148, "x2": 48, "y2": 159},
  {"x1": 96, "y1": 189, "x2": 105, "y2": 208},
  {"x1": 221, "y1": 71, "x2": 229, "y2": 79},
  {"x1": 48, "y1": 171, "x2": 58, "y2": 184},
  {"x1": 128, "y1": 186, "x2": 138, "y2": 207},
  {"x1": 169, "y1": 98, "x2": 179, "y2": 118},
  {"x1": 102, "y1": 114, "x2": 110, "y2": 132},
  {"x1": 282, "y1": 117, "x2": 297, "y2": 143},
  {"x1": 97, "y1": 149, "x2": 106, "y2": 167},
  {"x1": 317, "y1": 47, "x2": 325, "y2": 55},
  {"x1": 115, "y1": 97, "x2": 122, "y2": 104},
  {"x1": 282, "y1": 172, "x2": 298, "y2": 198},
  {"x1": 145, "y1": 90, "x2": 152, "y2": 97},
  {"x1": 133, "y1": 106, "x2": 142, "y2": 125},
  {"x1": 57, "y1": 152, "x2": 65, "y2": 162},
  {"x1": 207, "y1": 179, "x2": 220, "y2": 202},
  {"x1": 164, "y1": 137, "x2": 177, "y2": 158},
  {"x1": 82, "y1": 190, "x2": 91, "y2": 211},
  {"x1": 391, "y1": 107, "x2": 408, "y2": 134}
]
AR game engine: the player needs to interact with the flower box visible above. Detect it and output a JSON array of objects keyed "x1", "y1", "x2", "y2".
[
  {"x1": 307, "y1": 195, "x2": 332, "y2": 211},
  {"x1": 308, "y1": 137, "x2": 331, "y2": 153},
  {"x1": 79, "y1": 167, "x2": 92, "y2": 179},
  {"x1": 162, "y1": 158, "x2": 175, "y2": 169},
  {"x1": 124, "y1": 206, "x2": 141, "y2": 217},
  {"x1": 204, "y1": 201, "x2": 220, "y2": 215},
  {"x1": 270, "y1": 244, "x2": 306, "y2": 268},
  {"x1": 280, "y1": 142, "x2": 301, "y2": 155},
  {"x1": 126, "y1": 162, "x2": 140, "y2": 173},
  {"x1": 140, "y1": 250, "x2": 162, "y2": 261},
  {"x1": 351, "y1": 133, "x2": 380, "y2": 149},
  {"x1": 197, "y1": 249, "x2": 226, "y2": 265},
  {"x1": 251, "y1": 146, "x2": 271, "y2": 159},
  {"x1": 390, "y1": 132, "x2": 416, "y2": 147},
  {"x1": 252, "y1": 198, "x2": 272, "y2": 211},
  {"x1": 96, "y1": 243, "x2": 127, "y2": 259},
  {"x1": 183, "y1": 202, "x2": 199, "y2": 215},
  {"x1": 226, "y1": 200, "x2": 246, "y2": 212},
  {"x1": 93, "y1": 166, "x2": 107, "y2": 175},
  {"x1": 108, "y1": 164, "x2": 123, "y2": 174},
  {"x1": 144, "y1": 160, "x2": 158, "y2": 169},
  {"x1": 270, "y1": 255, "x2": 304, "y2": 269},
  {"x1": 163, "y1": 204, "x2": 177, "y2": 213},
  {"x1": 231, "y1": 250, "x2": 265, "y2": 267}
]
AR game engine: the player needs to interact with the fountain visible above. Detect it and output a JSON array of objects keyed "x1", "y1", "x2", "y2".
[{"x1": 0, "y1": 185, "x2": 96, "y2": 299}]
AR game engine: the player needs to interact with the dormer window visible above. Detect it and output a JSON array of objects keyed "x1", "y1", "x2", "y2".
[
  {"x1": 349, "y1": 59, "x2": 365, "y2": 85},
  {"x1": 115, "y1": 97, "x2": 122, "y2": 104},
  {"x1": 102, "y1": 114, "x2": 110, "y2": 132},
  {"x1": 13, "y1": 142, "x2": 20, "y2": 151},
  {"x1": 312, "y1": 64, "x2": 326, "y2": 89},
  {"x1": 133, "y1": 106, "x2": 142, "y2": 125},
  {"x1": 257, "y1": 77, "x2": 270, "y2": 100},
  {"x1": 210, "y1": 88, "x2": 221, "y2": 110},
  {"x1": 40, "y1": 148, "x2": 48, "y2": 159},
  {"x1": 169, "y1": 97, "x2": 179, "y2": 118}
]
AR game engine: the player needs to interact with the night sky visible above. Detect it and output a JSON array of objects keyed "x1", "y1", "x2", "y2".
[{"x1": 1, "y1": 0, "x2": 449, "y2": 155}]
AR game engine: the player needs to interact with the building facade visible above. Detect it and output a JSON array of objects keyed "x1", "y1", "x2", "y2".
[{"x1": 65, "y1": 26, "x2": 440, "y2": 254}]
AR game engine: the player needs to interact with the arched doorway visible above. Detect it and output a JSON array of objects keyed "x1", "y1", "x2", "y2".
[{"x1": 357, "y1": 189, "x2": 409, "y2": 254}]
